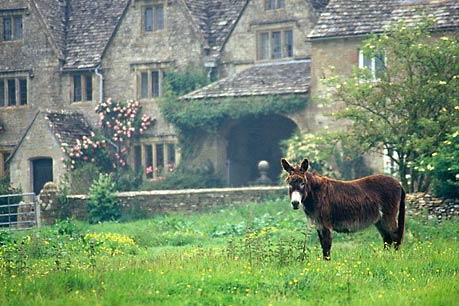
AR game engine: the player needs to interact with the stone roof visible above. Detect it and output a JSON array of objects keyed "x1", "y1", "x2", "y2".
[
  {"x1": 309, "y1": 0, "x2": 459, "y2": 39},
  {"x1": 45, "y1": 112, "x2": 93, "y2": 147},
  {"x1": 63, "y1": 0, "x2": 129, "y2": 69},
  {"x1": 183, "y1": 0, "x2": 248, "y2": 55},
  {"x1": 29, "y1": 0, "x2": 128, "y2": 70},
  {"x1": 33, "y1": 0, "x2": 67, "y2": 58},
  {"x1": 182, "y1": 60, "x2": 310, "y2": 100}
]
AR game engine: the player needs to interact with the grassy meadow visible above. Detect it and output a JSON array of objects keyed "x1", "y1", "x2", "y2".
[{"x1": 1, "y1": 198, "x2": 458, "y2": 306}]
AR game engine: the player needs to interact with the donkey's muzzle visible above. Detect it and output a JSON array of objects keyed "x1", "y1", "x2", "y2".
[
  {"x1": 291, "y1": 201, "x2": 300, "y2": 210},
  {"x1": 290, "y1": 191, "x2": 302, "y2": 210}
]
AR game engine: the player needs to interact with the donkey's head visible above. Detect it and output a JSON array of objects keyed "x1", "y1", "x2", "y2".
[{"x1": 281, "y1": 158, "x2": 309, "y2": 210}]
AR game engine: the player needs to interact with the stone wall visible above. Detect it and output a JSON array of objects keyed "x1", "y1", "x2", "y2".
[
  {"x1": 41, "y1": 186, "x2": 286, "y2": 224},
  {"x1": 39, "y1": 187, "x2": 459, "y2": 225},
  {"x1": 406, "y1": 193, "x2": 459, "y2": 222}
]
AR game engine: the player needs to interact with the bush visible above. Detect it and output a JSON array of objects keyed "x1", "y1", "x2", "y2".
[
  {"x1": 87, "y1": 174, "x2": 120, "y2": 224},
  {"x1": 142, "y1": 161, "x2": 223, "y2": 190},
  {"x1": 425, "y1": 127, "x2": 459, "y2": 198}
]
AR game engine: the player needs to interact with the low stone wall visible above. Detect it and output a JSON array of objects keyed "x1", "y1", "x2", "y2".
[
  {"x1": 406, "y1": 193, "x2": 459, "y2": 221},
  {"x1": 41, "y1": 186, "x2": 286, "y2": 223},
  {"x1": 39, "y1": 187, "x2": 459, "y2": 224}
]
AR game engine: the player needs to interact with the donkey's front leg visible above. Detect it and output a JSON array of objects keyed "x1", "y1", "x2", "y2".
[{"x1": 317, "y1": 228, "x2": 332, "y2": 260}]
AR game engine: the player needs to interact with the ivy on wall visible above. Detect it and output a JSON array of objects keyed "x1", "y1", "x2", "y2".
[{"x1": 160, "y1": 69, "x2": 308, "y2": 131}]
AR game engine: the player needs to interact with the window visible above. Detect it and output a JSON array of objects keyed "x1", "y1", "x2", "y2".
[
  {"x1": 258, "y1": 29, "x2": 293, "y2": 60},
  {"x1": 358, "y1": 50, "x2": 385, "y2": 80},
  {"x1": 0, "y1": 151, "x2": 11, "y2": 178},
  {"x1": 2, "y1": 15, "x2": 22, "y2": 41},
  {"x1": 0, "y1": 77, "x2": 27, "y2": 107},
  {"x1": 144, "y1": 4, "x2": 164, "y2": 32},
  {"x1": 265, "y1": 0, "x2": 285, "y2": 10},
  {"x1": 72, "y1": 73, "x2": 93, "y2": 102},
  {"x1": 138, "y1": 70, "x2": 163, "y2": 99},
  {"x1": 132, "y1": 141, "x2": 179, "y2": 179}
]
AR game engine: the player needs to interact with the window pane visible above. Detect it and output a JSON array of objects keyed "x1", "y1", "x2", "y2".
[
  {"x1": 141, "y1": 72, "x2": 148, "y2": 98},
  {"x1": 145, "y1": 144, "x2": 153, "y2": 178},
  {"x1": 272, "y1": 31, "x2": 281, "y2": 59},
  {"x1": 85, "y1": 75, "x2": 92, "y2": 101},
  {"x1": 19, "y1": 79, "x2": 27, "y2": 105},
  {"x1": 73, "y1": 75, "x2": 81, "y2": 102},
  {"x1": 0, "y1": 81, "x2": 4, "y2": 107},
  {"x1": 14, "y1": 16, "x2": 22, "y2": 40},
  {"x1": 3, "y1": 17, "x2": 12, "y2": 41},
  {"x1": 7, "y1": 79, "x2": 16, "y2": 106},
  {"x1": 134, "y1": 145, "x2": 142, "y2": 173},
  {"x1": 156, "y1": 144, "x2": 164, "y2": 170},
  {"x1": 261, "y1": 32, "x2": 269, "y2": 59},
  {"x1": 145, "y1": 7, "x2": 153, "y2": 31},
  {"x1": 266, "y1": 0, "x2": 275, "y2": 10},
  {"x1": 284, "y1": 30, "x2": 293, "y2": 57},
  {"x1": 152, "y1": 71, "x2": 160, "y2": 97},
  {"x1": 375, "y1": 52, "x2": 385, "y2": 79},
  {"x1": 278, "y1": 0, "x2": 285, "y2": 8},
  {"x1": 363, "y1": 54, "x2": 372, "y2": 70},
  {"x1": 167, "y1": 143, "x2": 175, "y2": 171},
  {"x1": 155, "y1": 6, "x2": 164, "y2": 30}
]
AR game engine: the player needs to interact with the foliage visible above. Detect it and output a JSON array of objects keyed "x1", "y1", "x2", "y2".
[
  {"x1": 423, "y1": 127, "x2": 459, "y2": 198},
  {"x1": 62, "y1": 98, "x2": 155, "y2": 174},
  {"x1": 324, "y1": 19, "x2": 459, "y2": 192},
  {"x1": 142, "y1": 161, "x2": 224, "y2": 190},
  {"x1": 161, "y1": 93, "x2": 306, "y2": 132},
  {"x1": 281, "y1": 132, "x2": 371, "y2": 180},
  {"x1": 87, "y1": 174, "x2": 120, "y2": 224}
]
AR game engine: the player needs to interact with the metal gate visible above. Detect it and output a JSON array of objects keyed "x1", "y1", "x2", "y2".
[{"x1": 0, "y1": 193, "x2": 37, "y2": 231}]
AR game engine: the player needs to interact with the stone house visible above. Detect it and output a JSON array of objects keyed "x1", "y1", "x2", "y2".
[{"x1": 0, "y1": 0, "x2": 458, "y2": 193}]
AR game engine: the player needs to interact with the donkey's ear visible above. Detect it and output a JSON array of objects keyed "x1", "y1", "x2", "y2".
[
  {"x1": 281, "y1": 158, "x2": 293, "y2": 173},
  {"x1": 300, "y1": 158, "x2": 309, "y2": 172}
]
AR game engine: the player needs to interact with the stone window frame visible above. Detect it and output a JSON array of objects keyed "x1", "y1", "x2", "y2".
[
  {"x1": 142, "y1": 2, "x2": 165, "y2": 33},
  {"x1": 130, "y1": 137, "x2": 180, "y2": 179},
  {"x1": 70, "y1": 72, "x2": 94, "y2": 103},
  {"x1": 0, "y1": 9, "x2": 25, "y2": 43},
  {"x1": 0, "y1": 72, "x2": 29, "y2": 108},
  {"x1": 264, "y1": 0, "x2": 285, "y2": 11},
  {"x1": 257, "y1": 28, "x2": 293, "y2": 61},
  {"x1": 132, "y1": 61, "x2": 171, "y2": 100},
  {"x1": 358, "y1": 49, "x2": 386, "y2": 81}
]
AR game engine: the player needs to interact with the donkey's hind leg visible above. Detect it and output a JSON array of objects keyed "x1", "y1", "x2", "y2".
[{"x1": 375, "y1": 220, "x2": 396, "y2": 249}]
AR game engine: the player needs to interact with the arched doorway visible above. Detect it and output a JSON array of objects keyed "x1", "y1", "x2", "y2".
[{"x1": 226, "y1": 114, "x2": 297, "y2": 186}]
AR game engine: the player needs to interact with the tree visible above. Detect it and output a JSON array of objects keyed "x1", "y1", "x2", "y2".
[{"x1": 324, "y1": 19, "x2": 459, "y2": 192}]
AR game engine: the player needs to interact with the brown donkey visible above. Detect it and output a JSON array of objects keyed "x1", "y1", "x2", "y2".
[{"x1": 281, "y1": 158, "x2": 405, "y2": 260}]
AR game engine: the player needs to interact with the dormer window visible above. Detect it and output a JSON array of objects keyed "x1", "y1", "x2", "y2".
[
  {"x1": 265, "y1": 0, "x2": 285, "y2": 10},
  {"x1": 2, "y1": 15, "x2": 23, "y2": 41},
  {"x1": 143, "y1": 4, "x2": 164, "y2": 32},
  {"x1": 258, "y1": 29, "x2": 293, "y2": 60},
  {"x1": 71, "y1": 73, "x2": 93, "y2": 102}
]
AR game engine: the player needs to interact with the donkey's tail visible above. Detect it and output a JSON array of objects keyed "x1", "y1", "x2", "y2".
[{"x1": 396, "y1": 186, "x2": 406, "y2": 248}]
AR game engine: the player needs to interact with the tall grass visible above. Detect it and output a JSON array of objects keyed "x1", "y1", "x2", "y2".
[{"x1": 1, "y1": 198, "x2": 458, "y2": 305}]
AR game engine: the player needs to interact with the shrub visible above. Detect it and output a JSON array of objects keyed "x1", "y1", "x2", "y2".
[
  {"x1": 87, "y1": 174, "x2": 120, "y2": 224},
  {"x1": 142, "y1": 161, "x2": 223, "y2": 190},
  {"x1": 424, "y1": 127, "x2": 459, "y2": 198}
]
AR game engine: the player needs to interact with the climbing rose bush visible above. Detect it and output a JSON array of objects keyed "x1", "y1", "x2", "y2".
[{"x1": 62, "y1": 98, "x2": 155, "y2": 172}]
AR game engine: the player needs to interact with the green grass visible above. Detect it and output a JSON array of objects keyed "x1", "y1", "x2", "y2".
[{"x1": 1, "y1": 198, "x2": 458, "y2": 305}]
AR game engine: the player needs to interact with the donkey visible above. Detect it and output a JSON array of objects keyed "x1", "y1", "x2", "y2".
[{"x1": 281, "y1": 158, "x2": 405, "y2": 260}]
